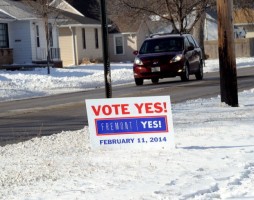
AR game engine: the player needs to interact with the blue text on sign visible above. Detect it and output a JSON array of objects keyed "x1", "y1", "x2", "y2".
[{"x1": 95, "y1": 116, "x2": 168, "y2": 135}]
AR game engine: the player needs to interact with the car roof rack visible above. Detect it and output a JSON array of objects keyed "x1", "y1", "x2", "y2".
[
  {"x1": 149, "y1": 32, "x2": 187, "y2": 38},
  {"x1": 149, "y1": 33, "x2": 172, "y2": 38}
]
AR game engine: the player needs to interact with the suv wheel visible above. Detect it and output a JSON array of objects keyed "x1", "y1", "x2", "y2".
[
  {"x1": 151, "y1": 78, "x2": 159, "y2": 84},
  {"x1": 181, "y1": 64, "x2": 189, "y2": 82},
  {"x1": 195, "y1": 61, "x2": 203, "y2": 80},
  {"x1": 135, "y1": 78, "x2": 144, "y2": 86}
]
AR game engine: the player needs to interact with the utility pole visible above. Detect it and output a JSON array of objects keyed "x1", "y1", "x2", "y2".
[
  {"x1": 100, "y1": 0, "x2": 112, "y2": 98},
  {"x1": 217, "y1": 0, "x2": 238, "y2": 107}
]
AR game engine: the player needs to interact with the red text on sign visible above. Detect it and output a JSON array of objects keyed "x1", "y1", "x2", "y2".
[
  {"x1": 91, "y1": 104, "x2": 130, "y2": 116},
  {"x1": 134, "y1": 102, "x2": 167, "y2": 114}
]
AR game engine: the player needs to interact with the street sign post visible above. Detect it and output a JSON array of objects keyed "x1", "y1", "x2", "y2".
[
  {"x1": 217, "y1": 0, "x2": 238, "y2": 107},
  {"x1": 100, "y1": 0, "x2": 112, "y2": 98}
]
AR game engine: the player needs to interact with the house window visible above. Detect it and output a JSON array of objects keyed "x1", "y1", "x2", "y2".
[
  {"x1": 82, "y1": 28, "x2": 86, "y2": 49},
  {"x1": 36, "y1": 25, "x2": 40, "y2": 47},
  {"x1": 48, "y1": 23, "x2": 53, "y2": 47},
  {"x1": 94, "y1": 28, "x2": 99, "y2": 49},
  {"x1": 114, "y1": 35, "x2": 124, "y2": 55},
  {"x1": 0, "y1": 23, "x2": 9, "y2": 48}
]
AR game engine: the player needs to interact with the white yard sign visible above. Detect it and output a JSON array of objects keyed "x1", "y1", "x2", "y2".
[{"x1": 86, "y1": 96, "x2": 175, "y2": 150}]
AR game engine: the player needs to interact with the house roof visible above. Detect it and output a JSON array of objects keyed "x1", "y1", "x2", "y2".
[
  {"x1": 0, "y1": 10, "x2": 15, "y2": 21},
  {"x1": 57, "y1": 10, "x2": 101, "y2": 27},
  {"x1": 109, "y1": 15, "x2": 141, "y2": 33},
  {"x1": 50, "y1": 0, "x2": 84, "y2": 17},
  {"x1": 109, "y1": 15, "x2": 171, "y2": 35},
  {"x1": 0, "y1": 0, "x2": 39, "y2": 20},
  {"x1": 0, "y1": 0, "x2": 101, "y2": 28},
  {"x1": 234, "y1": 9, "x2": 254, "y2": 24}
]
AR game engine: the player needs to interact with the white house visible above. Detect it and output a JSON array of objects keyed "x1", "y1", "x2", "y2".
[{"x1": 0, "y1": 0, "x2": 61, "y2": 67}]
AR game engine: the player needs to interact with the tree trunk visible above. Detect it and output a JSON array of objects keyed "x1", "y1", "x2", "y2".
[
  {"x1": 44, "y1": 16, "x2": 51, "y2": 75},
  {"x1": 192, "y1": 11, "x2": 206, "y2": 59}
]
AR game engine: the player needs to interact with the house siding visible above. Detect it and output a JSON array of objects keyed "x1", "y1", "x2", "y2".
[
  {"x1": 8, "y1": 19, "x2": 59, "y2": 64},
  {"x1": 76, "y1": 27, "x2": 103, "y2": 64},
  {"x1": 246, "y1": 25, "x2": 254, "y2": 38},
  {"x1": 109, "y1": 33, "x2": 137, "y2": 62},
  {"x1": 59, "y1": 26, "x2": 103, "y2": 67},
  {"x1": 59, "y1": 27, "x2": 75, "y2": 66},
  {"x1": 9, "y1": 21, "x2": 32, "y2": 64},
  {"x1": 204, "y1": 38, "x2": 254, "y2": 59},
  {"x1": 248, "y1": 32, "x2": 254, "y2": 37},
  {"x1": 109, "y1": 22, "x2": 150, "y2": 62}
]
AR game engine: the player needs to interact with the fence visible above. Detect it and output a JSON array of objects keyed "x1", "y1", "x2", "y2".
[{"x1": 204, "y1": 38, "x2": 254, "y2": 59}]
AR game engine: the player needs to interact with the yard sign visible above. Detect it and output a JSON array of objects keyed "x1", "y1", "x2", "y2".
[{"x1": 86, "y1": 96, "x2": 175, "y2": 150}]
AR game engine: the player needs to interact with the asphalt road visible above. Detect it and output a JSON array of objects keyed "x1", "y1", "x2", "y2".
[{"x1": 0, "y1": 67, "x2": 254, "y2": 145}]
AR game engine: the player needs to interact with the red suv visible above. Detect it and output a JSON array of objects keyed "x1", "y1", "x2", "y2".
[{"x1": 133, "y1": 34, "x2": 203, "y2": 85}]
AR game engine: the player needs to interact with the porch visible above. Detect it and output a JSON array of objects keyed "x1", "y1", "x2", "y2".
[
  {"x1": 35, "y1": 47, "x2": 61, "y2": 61},
  {"x1": 0, "y1": 48, "x2": 13, "y2": 65},
  {"x1": 33, "y1": 47, "x2": 63, "y2": 68}
]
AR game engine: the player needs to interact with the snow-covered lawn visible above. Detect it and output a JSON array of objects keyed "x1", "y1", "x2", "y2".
[
  {"x1": 0, "y1": 58, "x2": 254, "y2": 199},
  {"x1": 1, "y1": 57, "x2": 254, "y2": 102}
]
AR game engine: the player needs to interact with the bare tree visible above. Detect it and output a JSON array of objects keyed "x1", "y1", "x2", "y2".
[
  {"x1": 108, "y1": 0, "x2": 215, "y2": 33},
  {"x1": 192, "y1": 10, "x2": 206, "y2": 56},
  {"x1": 69, "y1": 0, "x2": 100, "y2": 20},
  {"x1": 108, "y1": 0, "x2": 252, "y2": 33},
  {"x1": 234, "y1": 0, "x2": 254, "y2": 9},
  {"x1": 233, "y1": 0, "x2": 254, "y2": 24},
  {"x1": 108, "y1": 0, "x2": 216, "y2": 59},
  {"x1": 108, "y1": 0, "x2": 253, "y2": 58}
]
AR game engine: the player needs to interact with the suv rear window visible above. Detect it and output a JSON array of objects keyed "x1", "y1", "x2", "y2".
[{"x1": 139, "y1": 37, "x2": 184, "y2": 54}]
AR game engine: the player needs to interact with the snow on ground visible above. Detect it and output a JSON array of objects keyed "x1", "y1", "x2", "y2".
[
  {"x1": 0, "y1": 57, "x2": 254, "y2": 102},
  {"x1": 0, "y1": 58, "x2": 254, "y2": 199}
]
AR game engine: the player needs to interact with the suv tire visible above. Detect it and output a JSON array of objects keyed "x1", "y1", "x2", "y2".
[
  {"x1": 181, "y1": 64, "x2": 189, "y2": 82},
  {"x1": 135, "y1": 78, "x2": 144, "y2": 86},
  {"x1": 195, "y1": 61, "x2": 203, "y2": 80},
  {"x1": 151, "y1": 78, "x2": 159, "y2": 84}
]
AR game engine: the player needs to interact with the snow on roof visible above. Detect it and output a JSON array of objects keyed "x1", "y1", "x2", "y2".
[
  {"x1": 0, "y1": 0, "x2": 39, "y2": 20},
  {"x1": 0, "y1": 9, "x2": 15, "y2": 21},
  {"x1": 57, "y1": 9, "x2": 101, "y2": 27},
  {"x1": 50, "y1": 0, "x2": 84, "y2": 17}
]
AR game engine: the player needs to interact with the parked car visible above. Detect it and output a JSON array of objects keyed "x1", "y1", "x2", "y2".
[{"x1": 133, "y1": 33, "x2": 204, "y2": 85}]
